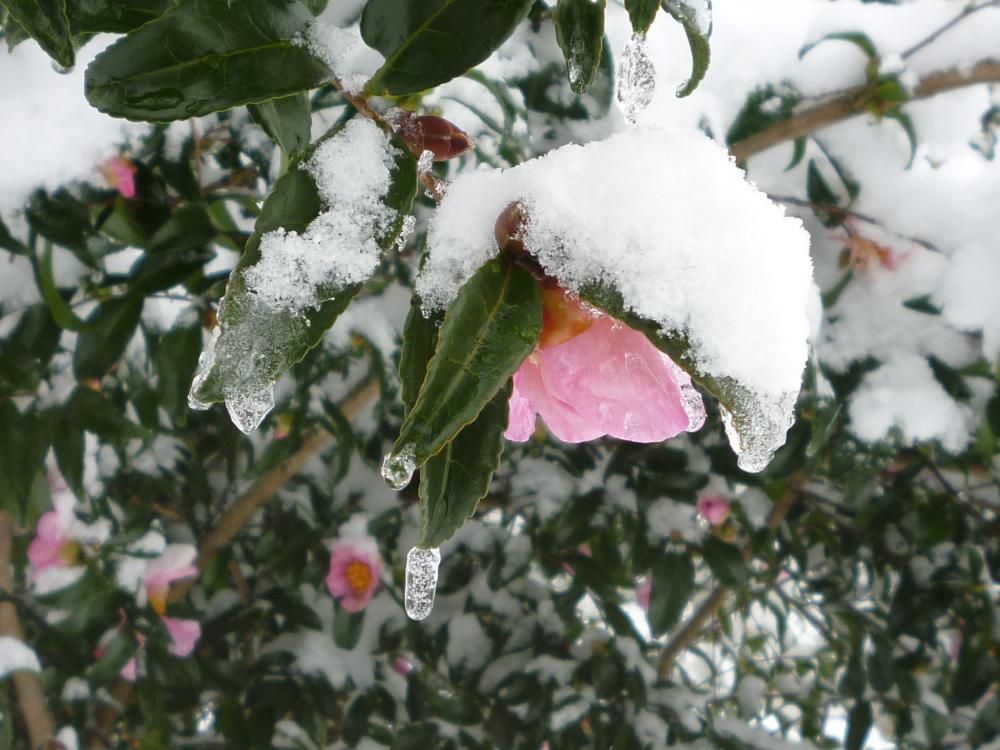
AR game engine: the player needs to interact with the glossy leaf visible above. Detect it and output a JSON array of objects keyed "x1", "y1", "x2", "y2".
[
  {"x1": 885, "y1": 109, "x2": 917, "y2": 168},
  {"x1": 362, "y1": 0, "x2": 533, "y2": 95},
  {"x1": 701, "y1": 537, "x2": 748, "y2": 586},
  {"x1": 248, "y1": 93, "x2": 312, "y2": 156},
  {"x1": 33, "y1": 242, "x2": 91, "y2": 332},
  {"x1": 845, "y1": 701, "x2": 872, "y2": 750},
  {"x1": 0, "y1": 0, "x2": 74, "y2": 68},
  {"x1": 73, "y1": 295, "x2": 144, "y2": 380},
  {"x1": 554, "y1": 0, "x2": 606, "y2": 94},
  {"x1": 190, "y1": 132, "x2": 417, "y2": 407},
  {"x1": 152, "y1": 314, "x2": 203, "y2": 421},
  {"x1": 418, "y1": 385, "x2": 510, "y2": 548},
  {"x1": 624, "y1": 0, "x2": 657, "y2": 35},
  {"x1": 399, "y1": 300, "x2": 443, "y2": 414},
  {"x1": 0, "y1": 402, "x2": 51, "y2": 519},
  {"x1": 66, "y1": 0, "x2": 176, "y2": 34},
  {"x1": 649, "y1": 551, "x2": 695, "y2": 636},
  {"x1": 799, "y1": 31, "x2": 877, "y2": 62},
  {"x1": 660, "y1": 0, "x2": 712, "y2": 97},
  {"x1": 391, "y1": 256, "x2": 541, "y2": 470},
  {"x1": 84, "y1": 0, "x2": 331, "y2": 121}
]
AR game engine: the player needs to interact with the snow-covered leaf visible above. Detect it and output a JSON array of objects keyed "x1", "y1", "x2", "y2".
[{"x1": 554, "y1": 0, "x2": 606, "y2": 95}]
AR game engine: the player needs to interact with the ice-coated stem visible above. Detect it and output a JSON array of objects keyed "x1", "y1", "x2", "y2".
[{"x1": 404, "y1": 546, "x2": 441, "y2": 621}]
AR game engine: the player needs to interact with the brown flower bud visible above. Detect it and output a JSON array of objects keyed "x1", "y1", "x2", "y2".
[
  {"x1": 395, "y1": 112, "x2": 473, "y2": 162},
  {"x1": 494, "y1": 201, "x2": 528, "y2": 257}
]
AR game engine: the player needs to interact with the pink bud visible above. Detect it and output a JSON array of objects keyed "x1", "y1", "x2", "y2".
[
  {"x1": 100, "y1": 156, "x2": 137, "y2": 199},
  {"x1": 696, "y1": 495, "x2": 731, "y2": 526}
]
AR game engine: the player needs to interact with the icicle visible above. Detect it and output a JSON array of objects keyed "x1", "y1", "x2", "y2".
[
  {"x1": 616, "y1": 33, "x2": 656, "y2": 124},
  {"x1": 381, "y1": 445, "x2": 416, "y2": 490},
  {"x1": 404, "y1": 546, "x2": 441, "y2": 621},
  {"x1": 225, "y1": 387, "x2": 275, "y2": 435}
]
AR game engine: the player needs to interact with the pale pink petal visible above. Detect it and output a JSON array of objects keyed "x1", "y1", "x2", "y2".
[
  {"x1": 27, "y1": 514, "x2": 64, "y2": 571},
  {"x1": 163, "y1": 617, "x2": 201, "y2": 657},
  {"x1": 144, "y1": 544, "x2": 198, "y2": 595},
  {"x1": 697, "y1": 495, "x2": 730, "y2": 526},
  {"x1": 503, "y1": 372, "x2": 538, "y2": 441},
  {"x1": 120, "y1": 657, "x2": 138, "y2": 682},
  {"x1": 637, "y1": 578, "x2": 652, "y2": 611},
  {"x1": 103, "y1": 156, "x2": 136, "y2": 198},
  {"x1": 325, "y1": 538, "x2": 381, "y2": 612}
]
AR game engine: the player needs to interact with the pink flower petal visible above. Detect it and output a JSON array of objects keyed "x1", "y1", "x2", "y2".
[
  {"x1": 120, "y1": 657, "x2": 138, "y2": 682},
  {"x1": 163, "y1": 617, "x2": 201, "y2": 658},
  {"x1": 636, "y1": 578, "x2": 652, "y2": 611},
  {"x1": 697, "y1": 495, "x2": 731, "y2": 526},
  {"x1": 325, "y1": 538, "x2": 381, "y2": 612}
]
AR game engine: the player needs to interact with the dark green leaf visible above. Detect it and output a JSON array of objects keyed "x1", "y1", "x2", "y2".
[
  {"x1": 390, "y1": 257, "x2": 541, "y2": 474},
  {"x1": 66, "y1": 0, "x2": 175, "y2": 34},
  {"x1": 67, "y1": 385, "x2": 146, "y2": 440},
  {"x1": 399, "y1": 300, "x2": 443, "y2": 414},
  {"x1": 129, "y1": 245, "x2": 215, "y2": 295},
  {"x1": 928, "y1": 355, "x2": 972, "y2": 402},
  {"x1": 26, "y1": 189, "x2": 95, "y2": 266},
  {"x1": 799, "y1": 31, "x2": 877, "y2": 61},
  {"x1": 885, "y1": 109, "x2": 917, "y2": 168},
  {"x1": 701, "y1": 537, "x2": 748, "y2": 586},
  {"x1": 845, "y1": 701, "x2": 872, "y2": 750},
  {"x1": 787, "y1": 136, "x2": 807, "y2": 170},
  {"x1": 248, "y1": 93, "x2": 312, "y2": 156},
  {"x1": 152, "y1": 314, "x2": 204, "y2": 421},
  {"x1": 73, "y1": 295, "x2": 144, "y2": 380},
  {"x1": 726, "y1": 85, "x2": 800, "y2": 147},
  {"x1": 148, "y1": 203, "x2": 218, "y2": 253},
  {"x1": 417, "y1": 384, "x2": 510, "y2": 548},
  {"x1": 806, "y1": 158, "x2": 846, "y2": 227},
  {"x1": 0, "y1": 215, "x2": 28, "y2": 255},
  {"x1": 32, "y1": 242, "x2": 91, "y2": 332},
  {"x1": 0, "y1": 305, "x2": 61, "y2": 396},
  {"x1": 648, "y1": 551, "x2": 695, "y2": 636},
  {"x1": 0, "y1": 402, "x2": 51, "y2": 519},
  {"x1": 554, "y1": 0, "x2": 605, "y2": 94},
  {"x1": 333, "y1": 605, "x2": 365, "y2": 649},
  {"x1": 901, "y1": 294, "x2": 942, "y2": 315},
  {"x1": 1, "y1": 7, "x2": 30, "y2": 52},
  {"x1": 362, "y1": 0, "x2": 533, "y2": 95},
  {"x1": 867, "y1": 636, "x2": 895, "y2": 694},
  {"x1": 84, "y1": 0, "x2": 331, "y2": 121},
  {"x1": 660, "y1": 0, "x2": 712, "y2": 97},
  {"x1": 625, "y1": 0, "x2": 657, "y2": 35},
  {"x1": 0, "y1": 0, "x2": 74, "y2": 67},
  {"x1": 393, "y1": 722, "x2": 440, "y2": 750}
]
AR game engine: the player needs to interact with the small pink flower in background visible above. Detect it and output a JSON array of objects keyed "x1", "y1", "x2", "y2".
[
  {"x1": 326, "y1": 538, "x2": 381, "y2": 612},
  {"x1": 162, "y1": 617, "x2": 201, "y2": 657},
  {"x1": 392, "y1": 656, "x2": 415, "y2": 676},
  {"x1": 143, "y1": 544, "x2": 198, "y2": 615},
  {"x1": 100, "y1": 156, "x2": 137, "y2": 199},
  {"x1": 505, "y1": 289, "x2": 705, "y2": 444},
  {"x1": 27, "y1": 499, "x2": 81, "y2": 576},
  {"x1": 697, "y1": 495, "x2": 731, "y2": 526},
  {"x1": 636, "y1": 578, "x2": 652, "y2": 611},
  {"x1": 120, "y1": 657, "x2": 138, "y2": 682}
]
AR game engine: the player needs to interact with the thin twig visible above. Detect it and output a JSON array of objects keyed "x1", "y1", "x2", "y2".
[
  {"x1": 0, "y1": 511, "x2": 56, "y2": 749},
  {"x1": 902, "y1": 1, "x2": 1000, "y2": 60},
  {"x1": 730, "y1": 59, "x2": 1000, "y2": 162}
]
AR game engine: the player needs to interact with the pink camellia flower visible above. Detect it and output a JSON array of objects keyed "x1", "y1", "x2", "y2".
[
  {"x1": 100, "y1": 156, "x2": 137, "y2": 199},
  {"x1": 636, "y1": 577, "x2": 652, "y2": 611},
  {"x1": 392, "y1": 656, "x2": 415, "y2": 676},
  {"x1": 27, "y1": 495, "x2": 82, "y2": 577},
  {"x1": 142, "y1": 544, "x2": 198, "y2": 615},
  {"x1": 505, "y1": 288, "x2": 705, "y2": 444},
  {"x1": 162, "y1": 617, "x2": 201, "y2": 657},
  {"x1": 326, "y1": 538, "x2": 381, "y2": 612},
  {"x1": 696, "y1": 495, "x2": 731, "y2": 526}
]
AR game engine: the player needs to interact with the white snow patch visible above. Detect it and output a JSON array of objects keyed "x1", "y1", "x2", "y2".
[
  {"x1": 303, "y1": 22, "x2": 384, "y2": 95},
  {"x1": 446, "y1": 613, "x2": 491, "y2": 672},
  {"x1": 0, "y1": 636, "x2": 41, "y2": 677}
]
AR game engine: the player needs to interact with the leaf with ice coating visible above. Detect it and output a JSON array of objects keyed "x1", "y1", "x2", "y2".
[
  {"x1": 390, "y1": 256, "x2": 541, "y2": 477},
  {"x1": 554, "y1": 0, "x2": 606, "y2": 95},
  {"x1": 189, "y1": 121, "x2": 417, "y2": 431},
  {"x1": 660, "y1": 0, "x2": 712, "y2": 97}
]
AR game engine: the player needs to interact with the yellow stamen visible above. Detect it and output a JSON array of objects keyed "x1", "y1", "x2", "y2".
[
  {"x1": 149, "y1": 589, "x2": 167, "y2": 616},
  {"x1": 345, "y1": 560, "x2": 373, "y2": 595}
]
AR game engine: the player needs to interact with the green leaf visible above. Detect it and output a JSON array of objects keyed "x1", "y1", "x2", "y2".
[
  {"x1": 84, "y1": 0, "x2": 331, "y2": 121},
  {"x1": 26, "y1": 188, "x2": 95, "y2": 266},
  {"x1": 189, "y1": 132, "x2": 417, "y2": 410},
  {"x1": 787, "y1": 136, "x2": 807, "y2": 170},
  {"x1": 0, "y1": 402, "x2": 51, "y2": 520},
  {"x1": 152, "y1": 314, "x2": 203, "y2": 422},
  {"x1": 726, "y1": 85, "x2": 800, "y2": 147},
  {"x1": 248, "y1": 93, "x2": 312, "y2": 156},
  {"x1": 625, "y1": 0, "x2": 658, "y2": 35},
  {"x1": 148, "y1": 203, "x2": 218, "y2": 253},
  {"x1": 845, "y1": 701, "x2": 872, "y2": 750},
  {"x1": 399, "y1": 300, "x2": 443, "y2": 414},
  {"x1": 0, "y1": 0, "x2": 74, "y2": 68},
  {"x1": 885, "y1": 109, "x2": 917, "y2": 168},
  {"x1": 417, "y1": 384, "x2": 510, "y2": 548},
  {"x1": 362, "y1": 0, "x2": 533, "y2": 95},
  {"x1": 0, "y1": 305, "x2": 61, "y2": 396},
  {"x1": 0, "y1": 215, "x2": 28, "y2": 255},
  {"x1": 73, "y1": 295, "x2": 144, "y2": 380},
  {"x1": 701, "y1": 537, "x2": 748, "y2": 586},
  {"x1": 333, "y1": 605, "x2": 365, "y2": 649},
  {"x1": 390, "y1": 257, "x2": 541, "y2": 475},
  {"x1": 554, "y1": 0, "x2": 606, "y2": 94},
  {"x1": 66, "y1": 0, "x2": 175, "y2": 34},
  {"x1": 648, "y1": 551, "x2": 695, "y2": 636},
  {"x1": 32, "y1": 242, "x2": 91, "y2": 332},
  {"x1": 660, "y1": 0, "x2": 712, "y2": 97},
  {"x1": 928, "y1": 355, "x2": 972, "y2": 402},
  {"x1": 901, "y1": 294, "x2": 942, "y2": 315},
  {"x1": 799, "y1": 31, "x2": 877, "y2": 62}
]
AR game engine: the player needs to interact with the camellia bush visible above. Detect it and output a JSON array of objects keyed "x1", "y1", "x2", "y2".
[{"x1": 0, "y1": 0, "x2": 999, "y2": 748}]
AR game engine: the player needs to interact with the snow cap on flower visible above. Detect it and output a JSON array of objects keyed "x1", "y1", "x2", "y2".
[
  {"x1": 505, "y1": 289, "x2": 705, "y2": 444},
  {"x1": 696, "y1": 494, "x2": 731, "y2": 526},
  {"x1": 142, "y1": 544, "x2": 198, "y2": 615},
  {"x1": 326, "y1": 536, "x2": 381, "y2": 612},
  {"x1": 100, "y1": 156, "x2": 137, "y2": 199}
]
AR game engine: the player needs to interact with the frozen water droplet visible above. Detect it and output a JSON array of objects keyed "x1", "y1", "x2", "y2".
[
  {"x1": 225, "y1": 387, "x2": 275, "y2": 434},
  {"x1": 187, "y1": 328, "x2": 219, "y2": 411},
  {"x1": 404, "y1": 546, "x2": 441, "y2": 621},
  {"x1": 417, "y1": 149, "x2": 435, "y2": 175},
  {"x1": 617, "y1": 33, "x2": 656, "y2": 124},
  {"x1": 381, "y1": 445, "x2": 416, "y2": 490},
  {"x1": 396, "y1": 215, "x2": 416, "y2": 251},
  {"x1": 51, "y1": 61, "x2": 74, "y2": 75}
]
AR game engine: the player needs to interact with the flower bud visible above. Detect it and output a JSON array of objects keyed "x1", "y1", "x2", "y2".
[
  {"x1": 494, "y1": 201, "x2": 527, "y2": 257},
  {"x1": 395, "y1": 112, "x2": 474, "y2": 162}
]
